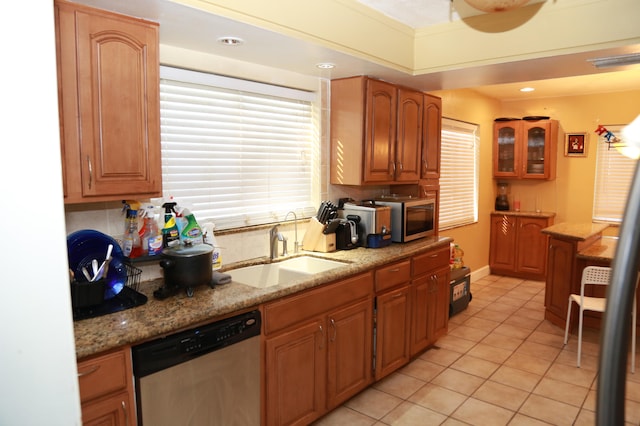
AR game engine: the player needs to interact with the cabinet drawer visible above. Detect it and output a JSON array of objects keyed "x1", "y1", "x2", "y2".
[
  {"x1": 413, "y1": 246, "x2": 450, "y2": 276},
  {"x1": 375, "y1": 260, "x2": 411, "y2": 292},
  {"x1": 264, "y1": 272, "x2": 373, "y2": 335},
  {"x1": 78, "y1": 348, "x2": 130, "y2": 403}
]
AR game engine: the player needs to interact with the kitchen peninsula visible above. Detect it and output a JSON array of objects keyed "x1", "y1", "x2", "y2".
[{"x1": 541, "y1": 222, "x2": 617, "y2": 329}]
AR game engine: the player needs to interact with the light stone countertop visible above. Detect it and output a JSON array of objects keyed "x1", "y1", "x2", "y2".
[
  {"x1": 74, "y1": 236, "x2": 453, "y2": 359},
  {"x1": 577, "y1": 236, "x2": 618, "y2": 262},
  {"x1": 541, "y1": 222, "x2": 609, "y2": 241}
]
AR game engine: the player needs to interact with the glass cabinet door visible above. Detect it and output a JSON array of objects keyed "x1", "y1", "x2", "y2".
[
  {"x1": 494, "y1": 122, "x2": 518, "y2": 177},
  {"x1": 526, "y1": 126, "x2": 546, "y2": 175}
]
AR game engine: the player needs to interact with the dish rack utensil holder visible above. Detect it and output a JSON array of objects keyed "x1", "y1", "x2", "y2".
[{"x1": 125, "y1": 263, "x2": 142, "y2": 291}]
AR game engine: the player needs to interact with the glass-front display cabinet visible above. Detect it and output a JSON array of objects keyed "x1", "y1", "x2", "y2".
[{"x1": 493, "y1": 119, "x2": 558, "y2": 180}]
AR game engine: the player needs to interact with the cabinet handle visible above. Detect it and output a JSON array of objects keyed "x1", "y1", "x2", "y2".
[
  {"x1": 330, "y1": 318, "x2": 337, "y2": 342},
  {"x1": 122, "y1": 400, "x2": 129, "y2": 426},
  {"x1": 423, "y1": 159, "x2": 428, "y2": 172},
  {"x1": 390, "y1": 162, "x2": 396, "y2": 178},
  {"x1": 86, "y1": 155, "x2": 93, "y2": 189},
  {"x1": 77, "y1": 365, "x2": 100, "y2": 378},
  {"x1": 319, "y1": 324, "x2": 324, "y2": 349},
  {"x1": 398, "y1": 162, "x2": 404, "y2": 172},
  {"x1": 391, "y1": 291, "x2": 404, "y2": 298},
  {"x1": 389, "y1": 268, "x2": 400, "y2": 273}
]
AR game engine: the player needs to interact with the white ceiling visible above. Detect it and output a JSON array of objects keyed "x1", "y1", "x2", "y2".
[{"x1": 72, "y1": 0, "x2": 640, "y2": 101}]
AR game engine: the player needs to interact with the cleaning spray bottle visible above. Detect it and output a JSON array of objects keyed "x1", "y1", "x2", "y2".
[
  {"x1": 141, "y1": 204, "x2": 163, "y2": 256},
  {"x1": 161, "y1": 200, "x2": 180, "y2": 248},
  {"x1": 122, "y1": 200, "x2": 142, "y2": 258},
  {"x1": 179, "y1": 207, "x2": 204, "y2": 245}
]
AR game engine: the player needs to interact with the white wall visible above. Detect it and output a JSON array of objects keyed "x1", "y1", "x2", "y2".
[{"x1": 0, "y1": 1, "x2": 81, "y2": 424}]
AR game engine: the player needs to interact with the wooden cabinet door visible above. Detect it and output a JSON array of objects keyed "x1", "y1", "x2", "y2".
[
  {"x1": 431, "y1": 267, "x2": 451, "y2": 341},
  {"x1": 395, "y1": 89, "x2": 422, "y2": 182},
  {"x1": 421, "y1": 94, "x2": 442, "y2": 180},
  {"x1": 56, "y1": 0, "x2": 161, "y2": 202},
  {"x1": 375, "y1": 285, "x2": 411, "y2": 380},
  {"x1": 489, "y1": 214, "x2": 517, "y2": 272},
  {"x1": 521, "y1": 120, "x2": 557, "y2": 180},
  {"x1": 545, "y1": 237, "x2": 576, "y2": 324},
  {"x1": 516, "y1": 217, "x2": 550, "y2": 276},
  {"x1": 326, "y1": 298, "x2": 373, "y2": 409},
  {"x1": 265, "y1": 320, "x2": 326, "y2": 426},
  {"x1": 493, "y1": 121, "x2": 520, "y2": 178},
  {"x1": 75, "y1": 9, "x2": 161, "y2": 197},
  {"x1": 82, "y1": 391, "x2": 131, "y2": 426},
  {"x1": 410, "y1": 274, "x2": 430, "y2": 356},
  {"x1": 363, "y1": 79, "x2": 397, "y2": 183}
]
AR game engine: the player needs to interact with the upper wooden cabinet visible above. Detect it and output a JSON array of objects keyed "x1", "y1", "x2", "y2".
[
  {"x1": 421, "y1": 94, "x2": 442, "y2": 180},
  {"x1": 331, "y1": 76, "x2": 442, "y2": 185},
  {"x1": 55, "y1": 0, "x2": 162, "y2": 203},
  {"x1": 493, "y1": 119, "x2": 559, "y2": 180}
]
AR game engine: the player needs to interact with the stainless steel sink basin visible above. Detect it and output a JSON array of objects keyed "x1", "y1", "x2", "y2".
[{"x1": 229, "y1": 255, "x2": 349, "y2": 288}]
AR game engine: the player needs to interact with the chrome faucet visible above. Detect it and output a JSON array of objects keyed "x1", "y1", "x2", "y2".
[
  {"x1": 269, "y1": 225, "x2": 280, "y2": 260},
  {"x1": 284, "y1": 211, "x2": 300, "y2": 254}
]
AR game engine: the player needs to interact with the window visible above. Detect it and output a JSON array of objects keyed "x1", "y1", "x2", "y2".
[
  {"x1": 593, "y1": 125, "x2": 636, "y2": 223},
  {"x1": 159, "y1": 66, "x2": 318, "y2": 230},
  {"x1": 439, "y1": 118, "x2": 479, "y2": 230}
]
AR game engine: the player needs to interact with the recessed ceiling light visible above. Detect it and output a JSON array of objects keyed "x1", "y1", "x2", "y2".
[
  {"x1": 217, "y1": 36, "x2": 244, "y2": 46},
  {"x1": 316, "y1": 63, "x2": 335, "y2": 69},
  {"x1": 520, "y1": 87, "x2": 535, "y2": 92}
]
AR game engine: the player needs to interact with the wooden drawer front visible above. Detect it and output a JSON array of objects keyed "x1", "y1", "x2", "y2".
[
  {"x1": 264, "y1": 272, "x2": 373, "y2": 335},
  {"x1": 78, "y1": 349, "x2": 129, "y2": 403},
  {"x1": 375, "y1": 260, "x2": 411, "y2": 293},
  {"x1": 413, "y1": 246, "x2": 450, "y2": 276}
]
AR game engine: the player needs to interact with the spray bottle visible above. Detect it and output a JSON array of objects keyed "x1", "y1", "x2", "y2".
[
  {"x1": 161, "y1": 200, "x2": 180, "y2": 248},
  {"x1": 122, "y1": 200, "x2": 142, "y2": 258},
  {"x1": 203, "y1": 222, "x2": 222, "y2": 270},
  {"x1": 141, "y1": 204, "x2": 163, "y2": 256},
  {"x1": 179, "y1": 207, "x2": 204, "y2": 245}
]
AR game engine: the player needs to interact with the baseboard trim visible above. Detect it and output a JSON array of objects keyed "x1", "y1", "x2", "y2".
[{"x1": 470, "y1": 265, "x2": 490, "y2": 282}]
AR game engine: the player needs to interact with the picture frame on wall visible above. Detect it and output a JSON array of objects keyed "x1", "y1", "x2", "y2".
[{"x1": 565, "y1": 132, "x2": 588, "y2": 157}]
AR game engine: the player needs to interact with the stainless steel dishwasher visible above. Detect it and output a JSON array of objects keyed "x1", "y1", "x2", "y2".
[{"x1": 132, "y1": 310, "x2": 261, "y2": 425}]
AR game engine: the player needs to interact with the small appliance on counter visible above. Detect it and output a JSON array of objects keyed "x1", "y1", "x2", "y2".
[
  {"x1": 335, "y1": 217, "x2": 359, "y2": 250},
  {"x1": 340, "y1": 200, "x2": 392, "y2": 248},
  {"x1": 495, "y1": 181, "x2": 510, "y2": 211},
  {"x1": 154, "y1": 242, "x2": 218, "y2": 299}
]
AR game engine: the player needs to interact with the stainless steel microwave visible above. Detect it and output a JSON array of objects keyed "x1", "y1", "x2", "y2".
[{"x1": 375, "y1": 197, "x2": 435, "y2": 242}]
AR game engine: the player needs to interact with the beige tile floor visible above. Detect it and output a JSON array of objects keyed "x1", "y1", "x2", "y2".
[{"x1": 313, "y1": 274, "x2": 640, "y2": 425}]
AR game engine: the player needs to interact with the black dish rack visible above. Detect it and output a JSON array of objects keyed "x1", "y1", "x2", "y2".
[{"x1": 72, "y1": 264, "x2": 147, "y2": 321}]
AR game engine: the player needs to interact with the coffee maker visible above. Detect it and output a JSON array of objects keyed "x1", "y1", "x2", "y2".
[{"x1": 495, "y1": 181, "x2": 510, "y2": 211}]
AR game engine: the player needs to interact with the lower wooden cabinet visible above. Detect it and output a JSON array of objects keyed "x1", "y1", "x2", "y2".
[
  {"x1": 410, "y1": 247, "x2": 451, "y2": 356},
  {"x1": 77, "y1": 346, "x2": 136, "y2": 426},
  {"x1": 375, "y1": 284, "x2": 411, "y2": 380},
  {"x1": 263, "y1": 273, "x2": 374, "y2": 426},
  {"x1": 489, "y1": 213, "x2": 554, "y2": 280}
]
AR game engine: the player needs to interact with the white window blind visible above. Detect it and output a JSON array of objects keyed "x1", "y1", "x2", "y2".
[
  {"x1": 439, "y1": 118, "x2": 479, "y2": 230},
  {"x1": 159, "y1": 66, "x2": 317, "y2": 230},
  {"x1": 593, "y1": 125, "x2": 636, "y2": 223}
]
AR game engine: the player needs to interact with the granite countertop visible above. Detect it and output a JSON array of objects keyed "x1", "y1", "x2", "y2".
[
  {"x1": 491, "y1": 210, "x2": 556, "y2": 218},
  {"x1": 577, "y1": 236, "x2": 618, "y2": 262},
  {"x1": 74, "y1": 236, "x2": 452, "y2": 359},
  {"x1": 541, "y1": 222, "x2": 609, "y2": 240}
]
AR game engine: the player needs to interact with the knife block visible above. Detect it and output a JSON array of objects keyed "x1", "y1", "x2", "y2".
[{"x1": 302, "y1": 218, "x2": 336, "y2": 253}]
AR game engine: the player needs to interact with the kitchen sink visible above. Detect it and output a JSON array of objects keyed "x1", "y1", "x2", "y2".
[{"x1": 229, "y1": 255, "x2": 349, "y2": 288}]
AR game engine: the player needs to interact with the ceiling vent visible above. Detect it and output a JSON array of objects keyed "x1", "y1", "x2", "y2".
[{"x1": 587, "y1": 53, "x2": 640, "y2": 69}]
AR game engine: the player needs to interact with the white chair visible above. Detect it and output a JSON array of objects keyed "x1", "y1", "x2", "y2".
[{"x1": 563, "y1": 266, "x2": 637, "y2": 372}]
